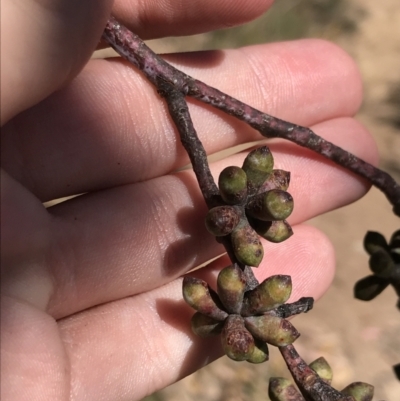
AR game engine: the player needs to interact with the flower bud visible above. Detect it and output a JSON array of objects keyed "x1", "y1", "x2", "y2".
[
  {"x1": 354, "y1": 275, "x2": 389, "y2": 301},
  {"x1": 217, "y1": 264, "x2": 246, "y2": 314},
  {"x1": 309, "y1": 357, "x2": 333, "y2": 384},
  {"x1": 246, "y1": 189, "x2": 294, "y2": 221},
  {"x1": 257, "y1": 169, "x2": 290, "y2": 194},
  {"x1": 221, "y1": 315, "x2": 255, "y2": 361},
  {"x1": 341, "y1": 382, "x2": 374, "y2": 401},
  {"x1": 205, "y1": 206, "x2": 241, "y2": 236},
  {"x1": 369, "y1": 249, "x2": 394, "y2": 278},
  {"x1": 241, "y1": 275, "x2": 292, "y2": 316},
  {"x1": 251, "y1": 219, "x2": 293, "y2": 243},
  {"x1": 246, "y1": 339, "x2": 269, "y2": 364},
  {"x1": 268, "y1": 377, "x2": 303, "y2": 401},
  {"x1": 242, "y1": 146, "x2": 274, "y2": 194},
  {"x1": 231, "y1": 222, "x2": 264, "y2": 267},
  {"x1": 218, "y1": 166, "x2": 248, "y2": 204},
  {"x1": 363, "y1": 231, "x2": 388, "y2": 255},
  {"x1": 182, "y1": 277, "x2": 228, "y2": 321},
  {"x1": 191, "y1": 312, "x2": 224, "y2": 337},
  {"x1": 244, "y1": 315, "x2": 300, "y2": 346}
]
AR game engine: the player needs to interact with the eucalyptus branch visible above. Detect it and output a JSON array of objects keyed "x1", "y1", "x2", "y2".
[
  {"x1": 102, "y1": 15, "x2": 386, "y2": 399},
  {"x1": 102, "y1": 16, "x2": 400, "y2": 216}
]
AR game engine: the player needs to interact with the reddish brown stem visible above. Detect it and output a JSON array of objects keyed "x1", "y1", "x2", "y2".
[
  {"x1": 157, "y1": 78, "x2": 219, "y2": 208},
  {"x1": 279, "y1": 345, "x2": 353, "y2": 401},
  {"x1": 157, "y1": 78, "x2": 259, "y2": 290},
  {"x1": 102, "y1": 16, "x2": 400, "y2": 216}
]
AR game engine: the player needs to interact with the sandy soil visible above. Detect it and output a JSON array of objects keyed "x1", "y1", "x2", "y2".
[{"x1": 138, "y1": 1, "x2": 400, "y2": 399}]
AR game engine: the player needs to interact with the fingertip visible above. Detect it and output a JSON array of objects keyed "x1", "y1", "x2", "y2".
[
  {"x1": 112, "y1": 0, "x2": 274, "y2": 38},
  {"x1": 1, "y1": 0, "x2": 113, "y2": 124}
]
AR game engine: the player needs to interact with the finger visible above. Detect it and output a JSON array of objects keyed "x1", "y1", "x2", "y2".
[
  {"x1": 0, "y1": 0, "x2": 113, "y2": 124},
  {"x1": 112, "y1": 0, "x2": 273, "y2": 39},
  {"x1": 2, "y1": 40, "x2": 363, "y2": 201},
  {"x1": 45, "y1": 116, "x2": 377, "y2": 318},
  {"x1": 0, "y1": 170, "x2": 53, "y2": 312},
  {"x1": 58, "y1": 224, "x2": 334, "y2": 401},
  {"x1": 1, "y1": 295, "x2": 69, "y2": 401}
]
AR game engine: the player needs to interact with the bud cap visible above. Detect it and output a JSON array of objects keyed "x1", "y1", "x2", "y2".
[
  {"x1": 217, "y1": 264, "x2": 246, "y2": 314},
  {"x1": 341, "y1": 382, "x2": 374, "y2": 401},
  {"x1": 218, "y1": 166, "x2": 248, "y2": 204},
  {"x1": 182, "y1": 277, "x2": 228, "y2": 321},
  {"x1": 268, "y1": 377, "x2": 303, "y2": 401},
  {"x1": 244, "y1": 315, "x2": 300, "y2": 346},
  {"x1": 241, "y1": 275, "x2": 292, "y2": 316},
  {"x1": 231, "y1": 222, "x2": 264, "y2": 267},
  {"x1": 221, "y1": 315, "x2": 255, "y2": 361},
  {"x1": 309, "y1": 357, "x2": 333, "y2": 384},
  {"x1": 191, "y1": 312, "x2": 224, "y2": 337}
]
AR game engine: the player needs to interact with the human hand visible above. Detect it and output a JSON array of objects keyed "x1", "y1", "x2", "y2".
[{"x1": 1, "y1": 1, "x2": 378, "y2": 400}]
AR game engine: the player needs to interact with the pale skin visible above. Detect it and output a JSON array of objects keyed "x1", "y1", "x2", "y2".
[{"x1": 1, "y1": 1, "x2": 379, "y2": 400}]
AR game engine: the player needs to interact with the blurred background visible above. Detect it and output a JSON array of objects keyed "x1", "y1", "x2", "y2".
[{"x1": 130, "y1": 0, "x2": 399, "y2": 399}]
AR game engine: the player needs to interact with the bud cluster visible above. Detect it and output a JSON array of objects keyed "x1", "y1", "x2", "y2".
[
  {"x1": 354, "y1": 230, "x2": 400, "y2": 309},
  {"x1": 183, "y1": 266, "x2": 300, "y2": 363},
  {"x1": 269, "y1": 357, "x2": 374, "y2": 401},
  {"x1": 183, "y1": 146, "x2": 304, "y2": 363},
  {"x1": 205, "y1": 146, "x2": 294, "y2": 267}
]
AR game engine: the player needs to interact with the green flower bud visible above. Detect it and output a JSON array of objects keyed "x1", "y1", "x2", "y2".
[
  {"x1": 182, "y1": 277, "x2": 228, "y2": 321},
  {"x1": 341, "y1": 382, "x2": 374, "y2": 401},
  {"x1": 241, "y1": 275, "x2": 292, "y2": 316},
  {"x1": 246, "y1": 189, "x2": 294, "y2": 221},
  {"x1": 217, "y1": 264, "x2": 246, "y2": 314},
  {"x1": 231, "y1": 222, "x2": 264, "y2": 267},
  {"x1": 354, "y1": 275, "x2": 389, "y2": 301},
  {"x1": 257, "y1": 169, "x2": 291, "y2": 194},
  {"x1": 246, "y1": 339, "x2": 269, "y2": 364},
  {"x1": 221, "y1": 315, "x2": 255, "y2": 361},
  {"x1": 205, "y1": 206, "x2": 241, "y2": 236},
  {"x1": 309, "y1": 357, "x2": 333, "y2": 384},
  {"x1": 268, "y1": 377, "x2": 303, "y2": 401},
  {"x1": 218, "y1": 166, "x2": 248, "y2": 204},
  {"x1": 242, "y1": 146, "x2": 274, "y2": 194},
  {"x1": 369, "y1": 249, "x2": 395, "y2": 278},
  {"x1": 191, "y1": 312, "x2": 224, "y2": 337},
  {"x1": 363, "y1": 231, "x2": 388, "y2": 255},
  {"x1": 251, "y1": 219, "x2": 293, "y2": 243},
  {"x1": 244, "y1": 315, "x2": 300, "y2": 346}
]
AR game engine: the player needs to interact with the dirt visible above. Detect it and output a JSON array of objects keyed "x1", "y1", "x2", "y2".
[{"x1": 136, "y1": 1, "x2": 400, "y2": 399}]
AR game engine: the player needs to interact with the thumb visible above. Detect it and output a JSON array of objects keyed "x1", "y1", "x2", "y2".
[{"x1": 0, "y1": 0, "x2": 114, "y2": 124}]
